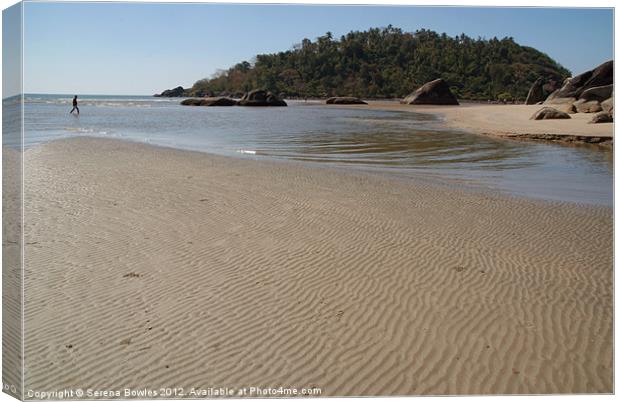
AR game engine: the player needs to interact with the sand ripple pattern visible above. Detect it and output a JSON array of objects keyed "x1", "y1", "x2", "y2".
[
  {"x1": 23, "y1": 138, "x2": 612, "y2": 396},
  {"x1": 3, "y1": 148, "x2": 23, "y2": 399}
]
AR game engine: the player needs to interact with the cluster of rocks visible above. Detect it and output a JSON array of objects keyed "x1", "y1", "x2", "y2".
[
  {"x1": 528, "y1": 60, "x2": 613, "y2": 124},
  {"x1": 238, "y1": 90, "x2": 287, "y2": 106},
  {"x1": 327, "y1": 78, "x2": 460, "y2": 106},
  {"x1": 163, "y1": 78, "x2": 462, "y2": 107},
  {"x1": 154, "y1": 86, "x2": 187, "y2": 97},
  {"x1": 155, "y1": 86, "x2": 247, "y2": 99},
  {"x1": 180, "y1": 90, "x2": 287, "y2": 107},
  {"x1": 167, "y1": 65, "x2": 612, "y2": 125},
  {"x1": 180, "y1": 97, "x2": 237, "y2": 107},
  {"x1": 196, "y1": 90, "x2": 245, "y2": 98}
]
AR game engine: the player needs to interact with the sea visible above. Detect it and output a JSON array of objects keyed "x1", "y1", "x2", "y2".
[{"x1": 3, "y1": 94, "x2": 613, "y2": 206}]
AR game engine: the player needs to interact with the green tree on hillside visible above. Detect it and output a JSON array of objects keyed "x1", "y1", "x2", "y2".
[{"x1": 187, "y1": 26, "x2": 570, "y2": 100}]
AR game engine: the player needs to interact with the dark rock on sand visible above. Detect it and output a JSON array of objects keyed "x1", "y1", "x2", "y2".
[
  {"x1": 181, "y1": 97, "x2": 237, "y2": 106},
  {"x1": 545, "y1": 60, "x2": 613, "y2": 104},
  {"x1": 155, "y1": 86, "x2": 187, "y2": 97},
  {"x1": 525, "y1": 78, "x2": 545, "y2": 105},
  {"x1": 525, "y1": 78, "x2": 561, "y2": 105},
  {"x1": 237, "y1": 90, "x2": 287, "y2": 106},
  {"x1": 530, "y1": 107, "x2": 571, "y2": 120},
  {"x1": 326, "y1": 97, "x2": 368, "y2": 105},
  {"x1": 573, "y1": 99, "x2": 602, "y2": 114},
  {"x1": 401, "y1": 78, "x2": 459, "y2": 105},
  {"x1": 589, "y1": 111, "x2": 613, "y2": 124}
]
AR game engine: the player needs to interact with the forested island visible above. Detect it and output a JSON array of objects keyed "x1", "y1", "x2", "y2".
[{"x1": 157, "y1": 26, "x2": 570, "y2": 101}]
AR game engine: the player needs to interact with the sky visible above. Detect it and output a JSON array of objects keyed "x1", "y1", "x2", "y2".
[
  {"x1": 3, "y1": 2, "x2": 21, "y2": 98},
  {"x1": 5, "y1": 2, "x2": 615, "y2": 96}
]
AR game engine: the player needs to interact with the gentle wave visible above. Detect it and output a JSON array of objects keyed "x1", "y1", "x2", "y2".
[
  {"x1": 24, "y1": 95, "x2": 179, "y2": 108},
  {"x1": 64, "y1": 127, "x2": 109, "y2": 135}
]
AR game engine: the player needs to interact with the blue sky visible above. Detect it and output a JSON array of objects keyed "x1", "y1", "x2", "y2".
[
  {"x1": 12, "y1": 3, "x2": 615, "y2": 96},
  {"x1": 3, "y1": 2, "x2": 21, "y2": 98}
]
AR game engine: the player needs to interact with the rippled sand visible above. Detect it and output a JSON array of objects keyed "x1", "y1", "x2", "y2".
[{"x1": 20, "y1": 137, "x2": 612, "y2": 396}]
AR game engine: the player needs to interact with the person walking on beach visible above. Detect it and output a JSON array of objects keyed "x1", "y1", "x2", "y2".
[{"x1": 69, "y1": 95, "x2": 79, "y2": 115}]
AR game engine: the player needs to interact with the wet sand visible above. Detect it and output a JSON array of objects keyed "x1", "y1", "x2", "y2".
[
  {"x1": 337, "y1": 101, "x2": 613, "y2": 145},
  {"x1": 20, "y1": 137, "x2": 612, "y2": 396}
]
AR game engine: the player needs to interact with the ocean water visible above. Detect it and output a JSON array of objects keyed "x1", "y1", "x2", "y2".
[{"x1": 4, "y1": 94, "x2": 613, "y2": 205}]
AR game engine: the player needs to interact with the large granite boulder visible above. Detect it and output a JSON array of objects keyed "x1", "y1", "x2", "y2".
[
  {"x1": 530, "y1": 107, "x2": 571, "y2": 120},
  {"x1": 589, "y1": 111, "x2": 613, "y2": 124},
  {"x1": 545, "y1": 60, "x2": 613, "y2": 104},
  {"x1": 525, "y1": 78, "x2": 545, "y2": 105},
  {"x1": 181, "y1": 97, "x2": 237, "y2": 106},
  {"x1": 601, "y1": 97, "x2": 613, "y2": 116},
  {"x1": 579, "y1": 85, "x2": 613, "y2": 102},
  {"x1": 237, "y1": 90, "x2": 287, "y2": 106},
  {"x1": 326, "y1": 97, "x2": 367, "y2": 105},
  {"x1": 155, "y1": 86, "x2": 187, "y2": 97},
  {"x1": 573, "y1": 99, "x2": 602, "y2": 113},
  {"x1": 583, "y1": 60, "x2": 613, "y2": 89},
  {"x1": 557, "y1": 103, "x2": 577, "y2": 114},
  {"x1": 542, "y1": 81, "x2": 560, "y2": 95},
  {"x1": 525, "y1": 78, "x2": 561, "y2": 104},
  {"x1": 401, "y1": 78, "x2": 459, "y2": 105},
  {"x1": 180, "y1": 98, "x2": 202, "y2": 106}
]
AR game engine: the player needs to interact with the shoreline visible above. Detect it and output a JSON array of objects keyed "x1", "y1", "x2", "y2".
[
  {"x1": 20, "y1": 133, "x2": 614, "y2": 207},
  {"x1": 330, "y1": 101, "x2": 614, "y2": 146},
  {"x1": 20, "y1": 137, "x2": 612, "y2": 394}
]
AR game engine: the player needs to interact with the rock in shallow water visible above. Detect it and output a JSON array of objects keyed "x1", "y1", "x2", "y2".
[
  {"x1": 326, "y1": 97, "x2": 367, "y2": 105},
  {"x1": 237, "y1": 90, "x2": 287, "y2": 106},
  {"x1": 181, "y1": 97, "x2": 237, "y2": 106}
]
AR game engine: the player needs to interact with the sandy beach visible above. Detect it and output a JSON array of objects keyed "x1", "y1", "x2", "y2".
[
  {"x1": 20, "y1": 137, "x2": 612, "y2": 395},
  {"x1": 337, "y1": 101, "x2": 614, "y2": 145},
  {"x1": 3, "y1": 148, "x2": 23, "y2": 398}
]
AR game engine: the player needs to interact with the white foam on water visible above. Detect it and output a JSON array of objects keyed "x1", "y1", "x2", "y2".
[
  {"x1": 236, "y1": 149, "x2": 256, "y2": 155},
  {"x1": 64, "y1": 127, "x2": 95, "y2": 133}
]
